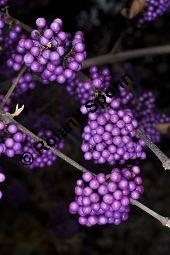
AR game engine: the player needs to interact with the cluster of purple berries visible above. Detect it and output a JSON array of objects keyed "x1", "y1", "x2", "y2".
[
  {"x1": 66, "y1": 66, "x2": 111, "y2": 104},
  {"x1": 138, "y1": 0, "x2": 170, "y2": 25},
  {"x1": 134, "y1": 91, "x2": 156, "y2": 116},
  {"x1": 0, "y1": 169, "x2": 5, "y2": 200},
  {"x1": 81, "y1": 96, "x2": 146, "y2": 165},
  {"x1": 138, "y1": 112, "x2": 170, "y2": 143},
  {"x1": 133, "y1": 91, "x2": 170, "y2": 143},
  {"x1": 69, "y1": 166, "x2": 144, "y2": 227},
  {"x1": 0, "y1": 121, "x2": 25, "y2": 158},
  {"x1": 7, "y1": 17, "x2": 86, "y2": 84},
  {"x1": 118, "y1": 86, "x2": 134, "y2": 106},
  {"x1": 0, "y1": 12, "x2": 22, "y2": 51},
  {"x1": 22, "y1": 129, "x2": 64, "y2": 169},
  {"x1": 11, "y1": 72, "x2": 36, "y2": 97},
  {"x1": 3, "y1": 24, "x2": 22, "y2": 50}
]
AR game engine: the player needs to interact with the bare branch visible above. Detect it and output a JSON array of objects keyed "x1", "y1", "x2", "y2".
[
  {"x1": 131, "y1": 199, "x2": 170, "y2": 228},
  {"x1": 83, "y1": 45, "x2": 170, "y2": 69}
]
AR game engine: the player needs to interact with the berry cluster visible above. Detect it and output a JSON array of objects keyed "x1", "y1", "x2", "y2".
[
  {"x1": 138, "y1": 112, "x2": 170, "y2": 143},
  {"x1": 119, "y1": 86, "x2": 134, "y2": 106},
  {"x1": 81, "y1": 96, "x2": 146, "y2": 165},
  {"x1": 0, "y1": 121, "x2": 25, "y2": 158},
  {"x1": 22, "y1": 129, "x2": 64, "y2": 169},
  {"x1": 134, "y1": 91, "x2": 156, "y2": 116},
  {"x1": 69, "y1": 166, "x2": 144, "y2": 227},
  {"x1": 7, "y1": 17, "x2": 86, "y2": 84},
  {"x1": 133, "y1": 91, "x2": 170, "y2": 143},
  {"x1": 138, "y1": 0, "x2": 170, "y2": 25},
  {"x1": 0, "y1": 12, "x2": 22, "y2": 53},
  {"x1": 66, "y1": 66, "x2": 111, "y2": 104},
  {"x1": 3, "y1": 24, "x2": 22, "y2": 51},
  {"x1": 11, "y1": 72, "x2": 36, "y2": 97}
]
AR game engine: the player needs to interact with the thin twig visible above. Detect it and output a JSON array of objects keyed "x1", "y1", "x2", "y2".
[
  {"x1": 137, "y1": 129, "x2": 170, "y2": 170},
  {"x1": 131, "y1": 199, "x2": 170, "y2": 228},
  {"x1": 0, "y1": 66, "x2": 27, "y2": 110},
  {"x1": 83, "y1": 45, "x2": 170, "y2": 69}
]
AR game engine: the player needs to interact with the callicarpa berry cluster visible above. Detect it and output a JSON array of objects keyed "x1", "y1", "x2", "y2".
[
  {"x1": 80, "y1": 94, "x2": 146, "y2": 165},
  {"x1": 7, "y1": 17, "x2": 86, "y2": 84},
  {"x1": 138, "y1": 0, "x2": 170, "y2": 25},
  {"x1": 23, "y1": 129, "x2": 64, "y2": 169},
  {"x1": 0, "y1": 11, "x2": 23, "y2": 55},
  {"x1": 132, "y1": 91, "x2": 170, "y2": 143},
  {"x1": 69, "y1": 166, "x2": 144, "y2": 226},
  {"x1": 11, "y1": 72, "x2": 36, "y2": 97},
  {"x1": 0, "y1": 121, "x2": 25, "y2": 158},
  {"x1": 66, "y1": 66, "x2": 112, "y2": 105}
]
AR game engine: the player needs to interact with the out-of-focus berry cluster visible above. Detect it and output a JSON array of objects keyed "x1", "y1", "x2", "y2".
[
  {"x1": 66, "y1": 66, "x2": 111, "y2": 104},
  {"x1": 22, "y1": 129, "x2": 64, "y2": 169},
  {"x1": 0, "y1": 0, "x2": 7, "y2": 7},
  {"x1": 138, "y1": 0, "x2": 170, "y2": 25},
  {"x1": 11, "y1": 72, "x2": 36, "y2": 97},
  {"x1": 133, "y1": 91, "x2": 170, "y2": 142},
  {"x1": 0, "y1": 11, "x2": 23, "y2": 55}
]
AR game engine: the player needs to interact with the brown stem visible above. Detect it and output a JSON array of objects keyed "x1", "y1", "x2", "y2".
[
  {"x1": 83, "y1": 45, "x2": 170, "y2": 69},
  {"x1": 0, "y1": 66, "x2": 27, "y2": 111}
]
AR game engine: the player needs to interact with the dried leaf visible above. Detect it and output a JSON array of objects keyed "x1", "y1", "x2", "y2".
[
  {"x1": 156, "y1": 123, "x2": 170, "y2": 134},
  {"x1": 121, "y1": 0, "x2": 146, "y2": 19},
  {"x1": 11, "y1": 104, "x2": 25, "y2": 117}
]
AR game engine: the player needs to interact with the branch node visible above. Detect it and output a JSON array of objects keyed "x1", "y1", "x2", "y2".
[
  {"x1": 10, "y1": 104, "x2": 25, "y2": 117},
  {"x1": 164, "y1": 218, "x2": 170, "y2": 229},
  {"x1": 163, "y1": 160, "x2": 170, "y2": 171}
]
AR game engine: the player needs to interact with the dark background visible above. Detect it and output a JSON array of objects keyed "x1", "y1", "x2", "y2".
[{"x1": 0, "y1": 0, "x2": 170, "y2": 254}]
